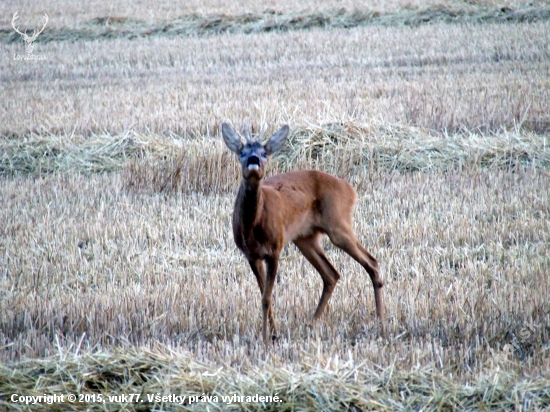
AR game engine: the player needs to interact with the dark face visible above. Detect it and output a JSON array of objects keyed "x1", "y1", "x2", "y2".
[
  {"x1": 221, "y1": 123, "x2": 289, "y2": 183},
  {"x1": 238, "y1": 141, "x2": 269, "y2": 180}
]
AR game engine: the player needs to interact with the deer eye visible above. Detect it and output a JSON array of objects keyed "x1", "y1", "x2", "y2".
[{"x1": 261, "y1": 152, "x2": 267, "y2": 158}]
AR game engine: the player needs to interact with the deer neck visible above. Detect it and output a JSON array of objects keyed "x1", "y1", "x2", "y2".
[{"x1": 236, "y1": 177, "x2": 265, "y2": 229}]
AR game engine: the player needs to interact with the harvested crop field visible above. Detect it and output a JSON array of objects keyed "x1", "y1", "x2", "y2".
[{"x1": 1, "y1": 0, "x2": 549, "y2": 410}]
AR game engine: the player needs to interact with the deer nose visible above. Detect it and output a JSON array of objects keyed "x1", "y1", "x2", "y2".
[{"x1": 247, "y1": 156, "x2": 260, "y2": 167}]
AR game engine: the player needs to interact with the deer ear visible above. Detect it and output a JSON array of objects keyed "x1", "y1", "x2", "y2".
[
  {"x1": 221, "y1": 123, "x2": 243, "y2": 154},
  {"x1": 264, "y1": 125, "x2": 289, "y2": 156}
]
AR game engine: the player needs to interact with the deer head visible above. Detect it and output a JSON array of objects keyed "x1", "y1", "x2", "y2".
[
  {"x1": 12, "y1": 11, "x2": 49, "y2": 54},
  {"x1": 222, "y1": 122, "x2": 289, "y2": 183}
]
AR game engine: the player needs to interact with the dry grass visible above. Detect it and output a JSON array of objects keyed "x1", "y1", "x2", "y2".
[
  {"x1": 1, "y1": 345, "x2": 549, "y2": 411},
  {"x1": 1, "y1": 157, "x2": 549, "y2": 409},
  {"x1": 1, "y1": 0, "x2": 546, "y2": 29},
  {"x1": 1, "y1": 1, "x2": 550, "y2": 409},
  {"x1": 2, "y1": 121, "x2": 549, "y2": 178},
  {"x1": 2, "y1": 3, "x2": 549, "y2": 42},
  {"x1": 2, "y1": 18, "x2": 549, "y2": 137}
]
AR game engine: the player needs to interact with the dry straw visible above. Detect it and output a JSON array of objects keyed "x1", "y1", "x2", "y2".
[
  {"x1": 1, "y1": 4, "x2": 549, "y2": 42},
  {"x1": 1, "y1": 123, "x2": 549, "y2": 409},
  {"x1": 2, "y1": 2, "x2": 549, "y2": 407},
  {"x1": 2, "y1": 119, "x2": 548, "y2": 183},
  {"x1": 1, "y1": 343, "x2": 549, "y2": 411},
  {"x1": 0, "y1": 131, "x2": 182, "y2": 176}
]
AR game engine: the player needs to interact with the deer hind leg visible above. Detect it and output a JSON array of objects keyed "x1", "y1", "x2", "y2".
[
  {"x1": 248, "y1": 259, "x2": 278, "y2": 338},
  {"x1": 294, "y1": 233, "x2": 341, "y2": 321},
  {"x1": 327, "y1": 227, "x2": 384, "y2": 320}
]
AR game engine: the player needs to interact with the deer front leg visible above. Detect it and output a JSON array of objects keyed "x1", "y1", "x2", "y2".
[
  {"x1": 248, "y1": 259, "x2": 277, "y2": 336},
  {"x1": 262, "y1": 256, "x2": 279, "y2": 345}
]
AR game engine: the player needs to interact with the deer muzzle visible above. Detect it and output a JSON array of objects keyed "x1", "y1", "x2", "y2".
[{"x1": 246, "y1": 156, "x2": 260, "y2": 171}]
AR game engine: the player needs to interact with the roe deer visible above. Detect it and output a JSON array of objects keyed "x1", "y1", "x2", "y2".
[{"x1": 222, "y1": 122, "x2": 383, "y2": 345}]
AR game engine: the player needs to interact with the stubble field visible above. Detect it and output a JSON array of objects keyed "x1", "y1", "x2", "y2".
[{"x1": 1, "y1": 0, "x2": 550, "y2": 410}]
